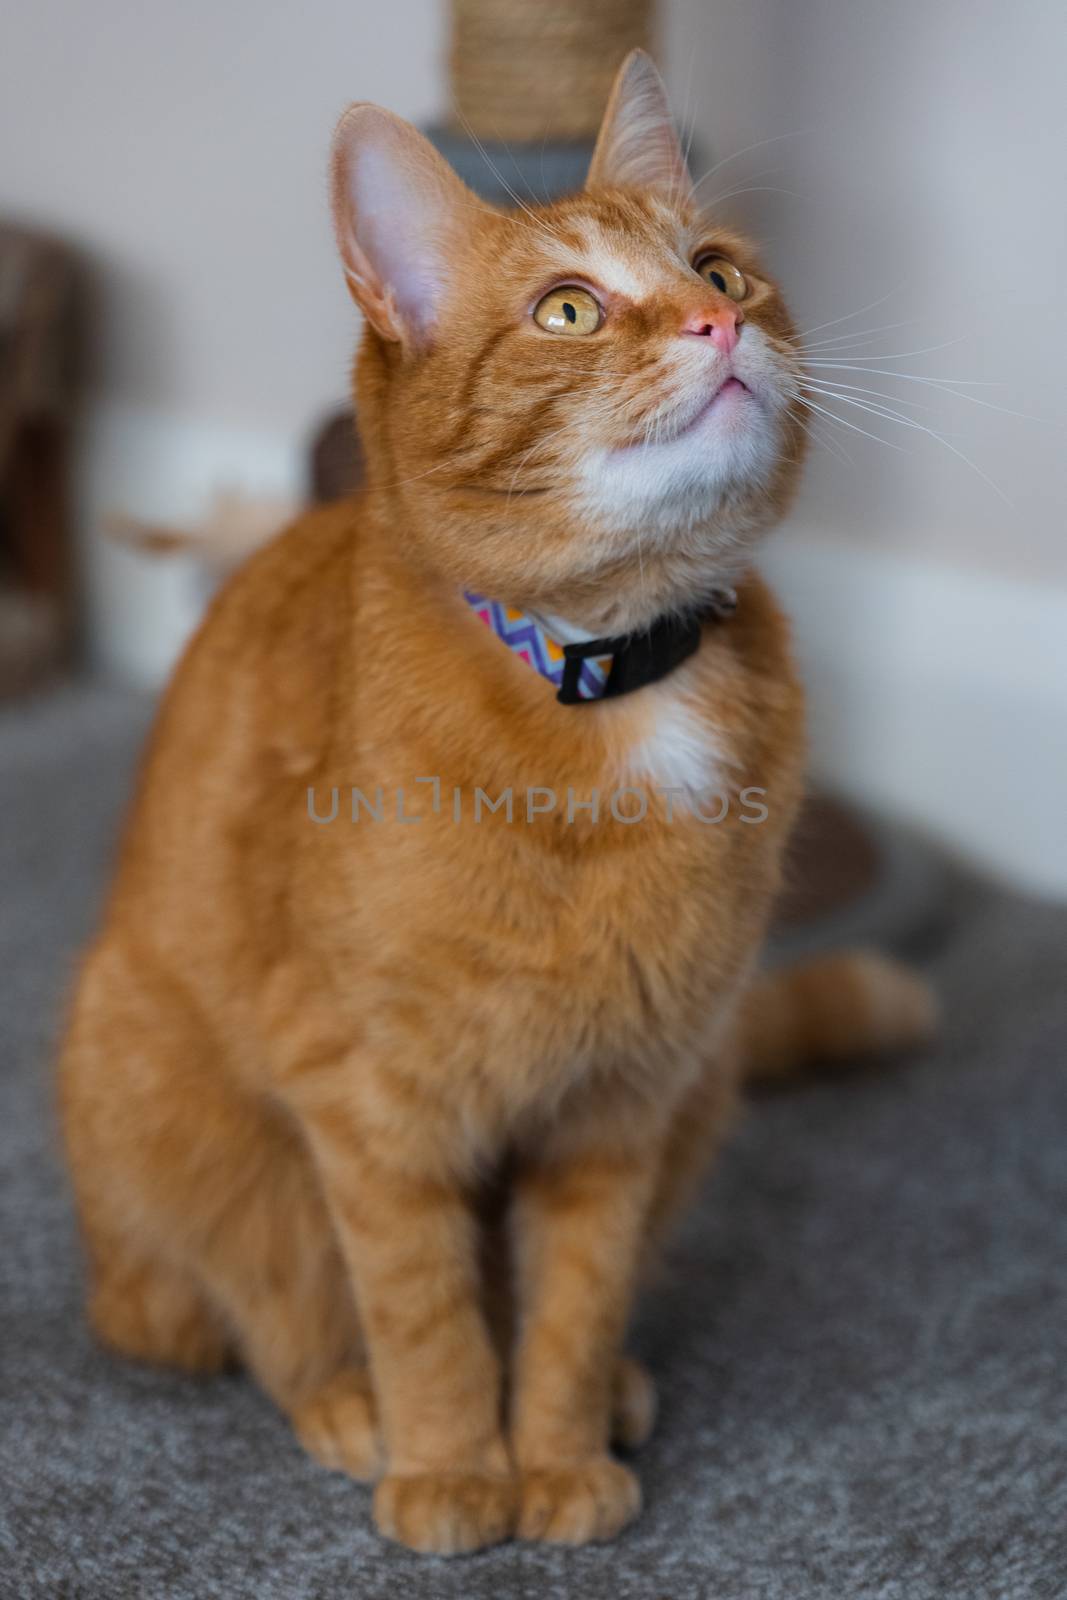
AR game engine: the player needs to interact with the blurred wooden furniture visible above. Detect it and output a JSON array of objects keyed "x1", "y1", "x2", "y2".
[
  {"x1": 0, "y1": 222, "x2": 78, "y2": 696},
  {"x1": 310, "y1": 411, "x2": 365, "y2": 504}
]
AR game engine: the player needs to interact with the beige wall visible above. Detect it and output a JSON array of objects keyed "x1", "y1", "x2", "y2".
[
  {"x1": 0, "y1": 0, "x2": 443, "y2": 436},
  {"x1": 667, "y1": 0, "x2": 1067, "y2": 586}
]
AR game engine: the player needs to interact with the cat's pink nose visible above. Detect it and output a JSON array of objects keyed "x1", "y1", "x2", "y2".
[{"x1": 683, "y1": 304, "x2": 742, "y2": 353}]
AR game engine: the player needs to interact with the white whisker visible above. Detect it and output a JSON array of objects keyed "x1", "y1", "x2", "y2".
[
  {"x1": 792, "y1": 404, "x2": 855, "y2": 469},
  {"x1": 793, "y1": 286, "x2": 912, "y2": 344},
  {"x1": 801, "y1": 382, "x2": 941, "y2": 433},
  {"x1": 450, "y1": 103, "x2": 563, "y2": 250},
  {"x1": 702, "y1": 183, "x2": 800, "y2": 209},
  {"x1": 803, "y1": 335, "x2": 973, "y2": 365},
  {"x1": 800, "y1": 378, "x2": 950, "y2": 414},
  {"x1": 793, "y1": 392, "x2": 906, "y2": 451},
  {"x1": 796, "y1": 384, "x2": 1014, "y2": 503},
  {"x1": 792, "y1": 319, "x2": 918, "y2": 351},
  {"x1": 689, "y1": 129, "x2": 807, "y2": 192},
  {"x1": 802, "y1": 365, "x2": 1037, "y2": 419}
]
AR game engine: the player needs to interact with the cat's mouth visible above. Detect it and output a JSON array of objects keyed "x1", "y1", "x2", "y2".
[
  {"x1": 619, "y1": 376, "x2": 756, "y2": 455},
  {"x1": 669, "y1": 376, "x2": 753, "y2": 442}
]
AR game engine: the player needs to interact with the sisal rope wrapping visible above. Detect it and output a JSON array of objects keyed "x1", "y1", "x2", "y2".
[{"x1": 448, "y1": 0, "x2": 654, "y2": 143}]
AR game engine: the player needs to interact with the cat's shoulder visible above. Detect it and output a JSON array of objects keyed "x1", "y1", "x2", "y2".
[
  {"x1": 169, "y1": 494, "x2": 364, "y2": 695},
  {"x1": 216, "y1": 495, "x2": 361, "y2": 636},
  {"x1": 140, "y1": 497, "x2": 366, "y2": 789}
]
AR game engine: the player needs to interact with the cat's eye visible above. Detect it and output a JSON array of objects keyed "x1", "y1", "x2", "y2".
[
  {"x1": 694, "y1": 255, "x2": 748, "y2": 301},
  {"x1": 532, "y1": 286, "x2": 602, "y2": 336}
]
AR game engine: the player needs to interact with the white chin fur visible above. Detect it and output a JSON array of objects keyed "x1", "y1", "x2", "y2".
[{"x1": 571, "y1": 327, "x2": 794, "y2": 537}]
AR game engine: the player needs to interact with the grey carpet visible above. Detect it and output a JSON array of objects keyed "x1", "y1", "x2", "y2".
[{"x1": 1, "y1": 683, "x2": 1065, "y2": 1600}]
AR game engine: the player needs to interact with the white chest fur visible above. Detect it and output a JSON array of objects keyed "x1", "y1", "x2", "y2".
[{"x1": 620, "y1": 681, "x2": 733, "y2": 813}]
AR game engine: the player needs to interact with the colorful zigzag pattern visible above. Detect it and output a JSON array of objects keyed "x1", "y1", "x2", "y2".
[{"x1": 464, "y1": 592, "x2": 613, "y2": 702}]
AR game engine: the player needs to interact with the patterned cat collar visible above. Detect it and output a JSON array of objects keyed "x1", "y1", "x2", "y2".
[{"x1": 464, "y1": 589, "x2": 737, "y2": 705}]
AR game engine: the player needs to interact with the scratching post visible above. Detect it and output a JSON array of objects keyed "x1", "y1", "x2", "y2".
[
  {"x1": 449, "y1": 0, "x2": 654, "y2": 144},
  {"x1": 427, "y1": 0, "x2": 662, "y2": 204}
]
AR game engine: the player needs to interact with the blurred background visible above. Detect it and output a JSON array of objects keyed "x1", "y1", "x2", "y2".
[
  {"x1": 1, "y1": 0, "x2": 1065, "y2": 915},
  {"x1": 4, "y1": 8, "x2": 1067, "y2": 1593}
]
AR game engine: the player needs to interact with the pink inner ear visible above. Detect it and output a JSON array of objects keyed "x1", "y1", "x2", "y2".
[
  {"x1": 588, "y1": 51, "x2": 689, "y2": 202},
  {"x1": 334, "y1": 110, "x2": 468, "y2": 343},
  {"x1": 349, "y1": 146, "x2": 441, "y2": 330}
]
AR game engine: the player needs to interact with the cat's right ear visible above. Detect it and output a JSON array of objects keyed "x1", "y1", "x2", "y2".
[
  {"x1": 330, "y1": 105, "x2": 473, "y2": 347},
  {"x1": 586, "y1": 50, "x2": 689, "y2": 202}
]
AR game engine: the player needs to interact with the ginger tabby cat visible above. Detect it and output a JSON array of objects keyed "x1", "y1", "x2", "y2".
[{"x1": 59, "y1": 52, "x2": 935, "y2": 1555}]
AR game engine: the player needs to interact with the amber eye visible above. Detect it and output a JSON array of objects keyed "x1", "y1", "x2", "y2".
[
  {"x1": 532, "y1": 286, "x2": 602, "y2": 336},
  {"x1": 695, "y1": 255, "x2": 747, "y2": 301}
]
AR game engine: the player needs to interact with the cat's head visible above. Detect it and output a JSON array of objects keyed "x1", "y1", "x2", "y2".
[{"x1": 331, "y1": 51, "x2": 804, "y2": 633}]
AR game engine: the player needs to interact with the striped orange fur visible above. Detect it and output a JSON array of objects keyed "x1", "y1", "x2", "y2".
[{"x1": 58, "y1": 53, "x2": 934, "y2": 1555}]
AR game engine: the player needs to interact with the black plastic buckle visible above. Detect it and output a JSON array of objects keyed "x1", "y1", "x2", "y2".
[
  {"x1": 557, "y1": 636, "x2": 619, "y2": 705},
  {"x1": 555, "y1": 589, "x2": 737, "y2": 706}
]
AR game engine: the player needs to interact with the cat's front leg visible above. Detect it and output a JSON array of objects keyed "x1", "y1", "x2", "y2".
[
  {"x1": 510, "y1": 1124, "x2": 662, "y2": 1546},
  {"x1": 299, "y1": 1098, "x2": 516, "y2": 1555}
]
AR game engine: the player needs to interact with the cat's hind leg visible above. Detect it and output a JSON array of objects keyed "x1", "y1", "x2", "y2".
[
  {"x1": 193, "y1": 1144, "x2": 382, "y2": 1483},
  {"x1": 87, "y1": 1248, "x2": 230, "y2": 1374},
  {"x1": 60, "y1": 941, "x2": 381, "y2": 1481}
]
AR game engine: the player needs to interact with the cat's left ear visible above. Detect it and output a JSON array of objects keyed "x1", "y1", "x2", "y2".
[
  {"x1": 586, "y1": 50, "x2": 690, "y2": 203},
  {"x1": 330, "y1": 104, "x2": 475, "y2": 346}
]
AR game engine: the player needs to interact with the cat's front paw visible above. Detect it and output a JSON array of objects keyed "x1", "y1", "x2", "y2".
[
  {"x1": 373, "y1": 1470, "x2": 517, "y2": 1555},
  {"x1": 518, "y1": 1456, "x2": 641, "y2": 1545}
]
